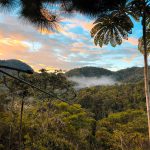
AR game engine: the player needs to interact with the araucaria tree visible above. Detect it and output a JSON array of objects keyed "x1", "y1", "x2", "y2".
[{"x1": 0, "y1": 0, "x2": 59, "y2": 32}]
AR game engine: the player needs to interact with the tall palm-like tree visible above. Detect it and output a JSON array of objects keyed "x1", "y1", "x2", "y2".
[
  {"x1": 91, "y1": 0, "x2": 150, "y2": 143},
  {"x1": 138, "y1": 30, "x2": 150, "y2": 55},
  {"x1": 122, "y1": 0, "x2": 150, "y2": 143},
  {"x1": 138, "y1": 27, "x2": 150, "y2": 143}
]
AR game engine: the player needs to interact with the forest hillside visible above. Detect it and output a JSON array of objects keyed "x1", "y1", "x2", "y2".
[
  {"x1": 0, "y1": 67, "x2": 149, "y2": 149},
  {"x1": 66, "y1": 66, "x2": 149, "y2": 83}
]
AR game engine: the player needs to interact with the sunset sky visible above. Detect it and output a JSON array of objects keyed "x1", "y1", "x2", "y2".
[{"x1": 0, "y1": 10, "x2": 148, "y2": 72}]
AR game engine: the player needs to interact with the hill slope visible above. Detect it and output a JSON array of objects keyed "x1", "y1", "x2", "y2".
[
  {"x1": 115, "y1": 67, "x2": 146, "y2": 82},
  {"x1": 0, "y1": 59, "x2": 34, "y2": 74},
  {"x1": 66, "y1": 67, "x2": 113, "y2": 77},
  {"x1": 66, "y1": 66, "x2": 149, "y2": 83}
]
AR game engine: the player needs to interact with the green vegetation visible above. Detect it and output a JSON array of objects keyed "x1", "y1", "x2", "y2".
[
  {"x1": 0, "y1": 70, "x2": 149, "y2": 149},
  {"x1": 96, "y1": 110, "x2": 148, "y2": 150},
  {"x1": 90, "y1": 0, "x2": 150, "y2": 142},
  {"x1": 0, "y1": 0, "x2": 150, "y2": 149},
  {"x1": 66, "y1": 67, "x2": 113, "y2": 78}
]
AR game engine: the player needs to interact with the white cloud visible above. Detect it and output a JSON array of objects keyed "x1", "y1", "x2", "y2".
[{"x1": 69, "y1": 76, "x2": 117, "y2": 89}]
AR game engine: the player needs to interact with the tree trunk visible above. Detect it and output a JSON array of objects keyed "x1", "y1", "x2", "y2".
[
  {"x1": 9, "y1": 96, "x2": 15, "y2": 150},
  {"x1": 19, "y1": 98, "x2": 24, "y2": 150},
  {"x1": 142, "y1": 9, "x2": 150, "y2": 145},
  {"x1": 8, "y1": 124, "x2": 12, "y2": 150}
]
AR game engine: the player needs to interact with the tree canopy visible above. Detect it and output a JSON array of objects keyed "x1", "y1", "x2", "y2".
[{"x1": 0, "y1": 0, "x2": 129, "y2": 31}]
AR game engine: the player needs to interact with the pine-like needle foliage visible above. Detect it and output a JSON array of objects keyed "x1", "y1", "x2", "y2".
[
  {"x1": 0, "y1": 0, "x2": 17, "y2": 10},
  {"x1": 0, "y1": 0, "x2": 60, "y2": 31},
  {"x1": 20, "y1": 0, "x2": 59, "y2": 31},
  {"x1": 59, "y1": 0, "x2": 127, "y2": 17},
  {"x1": 0, "y1": 0, "x2": 129, "y2": 31}
]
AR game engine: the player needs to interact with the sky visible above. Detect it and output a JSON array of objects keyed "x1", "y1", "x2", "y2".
[{"x1": 0, "y1": 9, "x2": 148, "y2": 72}]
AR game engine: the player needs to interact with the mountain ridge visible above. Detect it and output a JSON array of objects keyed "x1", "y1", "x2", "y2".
[{"x1": 66, "y1": 66, "x2": 149, "y2": 83}]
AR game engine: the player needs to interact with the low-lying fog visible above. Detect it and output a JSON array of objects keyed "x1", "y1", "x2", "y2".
[{"x1": 68, "y1": 76, "x2": 118, "y2": 89}]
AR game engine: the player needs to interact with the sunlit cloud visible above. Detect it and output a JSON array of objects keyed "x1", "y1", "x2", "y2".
[
  {"x1": 0, "y1": 38, "x2": 26, "y2": 47},
  {"x1": 37, "y1": 64, "x2": 59, "y2": 72},
  {"x1": 122, "y1": 54, "x2": 138, "y2": 63},
  {"x1": 124, "y1": 37, "x2": 138, "y2": 46},
  {"x1": 0, "y1": 11, "x2": 146, "y2": 71},
  {"x1": 64, "y1": 17, "x2": 93, "y2": 32},
  {"x1": 22, "y1": 41, "x2": 42, "y2": 52}
]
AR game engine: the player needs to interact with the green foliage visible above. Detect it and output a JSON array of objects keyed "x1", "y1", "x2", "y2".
[
  {"x1": 66, "y1": 66, "x2": 113, "y2": 77},
  {"x1": 96, "y1": 110, "x2": 149, "y2": 150},
  {"x1": 91, "y1": 12, "x2": 133, "y2": 47},
  {"x1": 0, "y1": 69, "x2": 149, "y2": 149},
  {"x1": 138, "y1": 30, "x2": 150, "y2": 55},
  {"x1": 0, "y1": 100, "x2": 94, "y2": 149},
  {"x1": 30, "y1": 71, "x2": 75, "y2": 100},
  {"x1": 77, "y1": 82, "x2": 146, "y2": 120},
  {"x1": 0, "y1": 0, "x2": 59, "y2": 31}
]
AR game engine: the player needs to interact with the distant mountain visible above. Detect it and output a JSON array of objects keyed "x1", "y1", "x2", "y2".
[
  {"x1": 0, "y1": 59, "x2": 34, "y2": 74},
  {"x1": 66, "y1": 67, "x2": 113, "y2": 77},
  {"x1": 115, "y1": 67, "x2": 147, "y2": 83},
  {"x1": 66, "y1": 66, "x2": 149, "y2": 83}
]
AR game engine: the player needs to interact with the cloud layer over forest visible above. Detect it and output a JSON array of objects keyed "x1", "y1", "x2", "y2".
[{"x1": 69, "y1": 76, "x2": 117, "y2": 89}]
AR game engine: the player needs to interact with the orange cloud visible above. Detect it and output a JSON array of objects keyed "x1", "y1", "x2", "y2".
[
  {"x1": 0, "y1": 33, "x2": 69, "y2": 71},
  {"x1": 122, "y1": 54, "x2": 137, "y2": 63},
  {"x1": 0, "y1": 38, "x2": 28, "y2": 47},
  {"x1": 124, "y1": 37, "x2": 138, "y2": 46},
  {"x1": 63, "y1": 17, "x2": 93, "y2": 33},
  {"x1": 37, "y1": 28, "x2": 54, "y2": 35}
]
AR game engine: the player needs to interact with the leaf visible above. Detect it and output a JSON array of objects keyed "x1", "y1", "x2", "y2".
[{"x1": 91, "y1": 12, "x2": 133, "y2": 48}]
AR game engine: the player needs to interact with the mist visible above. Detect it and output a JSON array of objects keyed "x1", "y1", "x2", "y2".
[{"x1": 68, "y1": 76, "x2": 118, "y2": 89}]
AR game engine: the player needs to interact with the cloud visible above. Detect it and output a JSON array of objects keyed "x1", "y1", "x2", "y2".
[
  {"x1": 63, "y1": 17, "x2": 93, "y2": 32},
  {"x1": 0, "y1": 13, "x2": 104, "y2": 70},
  {"x1": 0, "y1": 38, "x2": 26, "y2": 47},
  {"x1": 124, "y1": 37, "x2": 138, "y2": 46},
  {"x1": 60, "y1": 29, "x2": 80, "y2": 39},
  {"x1": 0, "y1": 12, "x2": 144, "y2": 72},
  {"x1": 122, "y1": 54, "x2": 138, "y2": 63},
  {"x1": 68, "y1": 76, "x2": 117, "y2": 89}
]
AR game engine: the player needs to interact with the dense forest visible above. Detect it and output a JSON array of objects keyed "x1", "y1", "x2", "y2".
[
  {"x1": 0, "y1": 68, "x2": 149, "y2": 150},
  {"x1": 0, "y1": 0, "x2": 149, "y2": 149}
]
